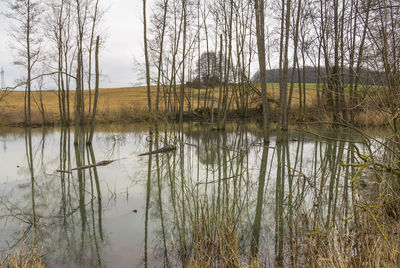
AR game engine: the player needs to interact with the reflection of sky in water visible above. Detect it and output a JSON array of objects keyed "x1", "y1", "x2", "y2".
[{"x1": 0, "y1": 124, "x2": 366, "y2": 267}]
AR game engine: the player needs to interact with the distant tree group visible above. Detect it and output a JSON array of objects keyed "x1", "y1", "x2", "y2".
[
  {"x1": 251, "y1": 67, "x2": 385, "y2": 85},
  {"x1": 186, "y1": 52, "x2": 221, "y2": 89}
]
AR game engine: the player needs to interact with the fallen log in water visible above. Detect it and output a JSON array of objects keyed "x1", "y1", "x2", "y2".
[
  {"x1": 71, "y1": 160, "x2": 117, "y2": 171},
  {"x1": 56, "y1": 160, "x2": 119, "y2": 173},
  {"x1": 138, "y1": 145, "x2": 176, "y2": 156}
]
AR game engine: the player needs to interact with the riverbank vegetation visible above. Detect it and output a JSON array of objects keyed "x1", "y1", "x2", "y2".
[
  {"x1": 0, "y1": 241, "x2": 43, "y2": 268},
  {"x1": 0, "y1": 83, "x2": 393, "y2": 128},
  {"x1": 1, "y1": 0, "x2": 400, "y2": 267},
  {"x1": 0, "y1": 84, "x2": 316, "y2": 126}
]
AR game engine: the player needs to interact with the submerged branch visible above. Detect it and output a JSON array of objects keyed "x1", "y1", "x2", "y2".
[
  {"x1": 138, "y1": 145, "x2": 176, "y2": 156},
  {"x1": 71, "y1": 160, "x2": 117, "y2": 171},
  {"x1": 56, "y1": 159, "x2": 124, "y2": 173}
]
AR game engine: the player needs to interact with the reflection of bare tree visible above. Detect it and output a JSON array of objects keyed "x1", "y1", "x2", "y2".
[
  {"x1": 101, "y1": 132, "x2": 128, "y2": 159},
  {"x1": 274, "y1": 133, "x2": 286, "y2": 266},
  {"x1": 147, "y1": 124, "x2": 255, "y2": 266},
  {"x1": 250, "y1": 141, "x2": 269, "y2": 261},
  {"x1": 25, "y1": 128, "x2": 37, "y2": 231},
  {"x1": 0, "y1": 128, "x2": 40, "y2": 254},
  {"x1": 144, "y1": 127, "x2": 153, "y2": 268},
  {"x1": 145, "y1": 126, "x2": 370, "y2": 266},
  {"x1": 0, "y1": 127, "x2": 105, "y2": 267},
  {"x1": 87, "y1": 144, "x2": 104, "y2": 265},
  {"x1": 185, "y1": 124, "x2": 258, "y2": 166},
  {"x1": 154, "y1": 126, "x2": 170, "y2": 267}
]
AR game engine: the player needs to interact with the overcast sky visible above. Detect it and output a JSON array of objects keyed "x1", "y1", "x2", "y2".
[{"x1": 0, "y1": 0, "x2": 145, "y2": 89}]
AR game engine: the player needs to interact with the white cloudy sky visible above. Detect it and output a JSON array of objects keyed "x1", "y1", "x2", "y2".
[{"x1": 0, "y1": 0, "x2": 145, "y2": 89}]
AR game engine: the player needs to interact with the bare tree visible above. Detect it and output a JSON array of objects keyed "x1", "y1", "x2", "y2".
[
  {"x1": 87, "y1": 0, "x2": 101, "y2": 119},
  {"x1": 143, "y1": 0, "x2": 152, "y2": 113},
  {"x1": 150, "y1": 0, "x2": 169, "y2": 112},
  {"x1": 255, "y1": 0, "x2": 270, "y2": 142},
  {"x1": 46, "y1": 0, "x2": 71, "y2": 125},
  {"x1": 279, "y1": 0, "x2": 291, "y2": 130},
  {"x1": 367, "y1": 1, "x2": 400, "y2": 136},
  {"x1": 348, "y1": 0, "x2": 371, "y2": 124},
  {"x1": 6, "y1": 0, "x2": 42, "y2": 126},
  {"x1": 33, "y1": 69, "x2": 45, "y2": 124},
  {"x1": 288, "y1": 0, "x2": 302, "y2": 113},
  {"x1": 87, "y1": 35, "x2": 100, "y2": 144},
  {"x1": 74, "y1": 0, "x2": 86, "y2": 143},
  {"x1": 179, "y1": 0, "x2": 188, "y2": 124}
]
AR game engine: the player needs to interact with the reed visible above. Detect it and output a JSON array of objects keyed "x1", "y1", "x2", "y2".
[{"x1": 0, "y1": 242, "x2": 44, "y2": 268}]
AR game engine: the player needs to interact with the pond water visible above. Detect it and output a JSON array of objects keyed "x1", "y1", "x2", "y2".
[{"x1": 0, "y1": 122, "x2": 377, "y2": 267}]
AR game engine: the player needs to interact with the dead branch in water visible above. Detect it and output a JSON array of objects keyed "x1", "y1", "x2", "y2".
[
  {"x1": 138, "y1": 145, "x2": 176, "y2": 156},
  {"x1": 57, "y1": 159, "x2": 122, "y2": 173},
  {"x1": 71, "y1": 160, "x2": 117, "y2": 171}
]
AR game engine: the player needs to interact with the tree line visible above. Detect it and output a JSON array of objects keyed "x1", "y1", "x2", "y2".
[
  {"x1": 4, "y1": 0, "x2": 104, "y2": 144},
  {"x1": 142, "y1": 0, "x2": 400, "y2": 139},
  {"x1": 251, "y1": 66, "x2": 385, "y2": 85}
]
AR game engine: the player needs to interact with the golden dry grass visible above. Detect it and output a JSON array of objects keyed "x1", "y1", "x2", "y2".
[
  {"x1": 0, "y1": 244, "x2": 44, "y2": 268},
  {"x1": 303, "y1": 211, "x2": 400, "y2": 267},
  {"x1": 0, "y1": 84, "x2": 339, "y2": 125},
  {"x1": 0, "y1": 87, "x2": 153, "y2": 124}
]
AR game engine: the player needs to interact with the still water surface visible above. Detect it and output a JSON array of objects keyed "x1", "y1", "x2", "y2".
[{"x1": 0, "y1": 123, "x2": 372, "y2": 267}]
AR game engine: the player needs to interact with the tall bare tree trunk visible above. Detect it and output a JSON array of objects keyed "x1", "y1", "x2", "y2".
[
  {"x1": 288, "y1": 0, "x2": 301, "y2": 112},
  {"x1": 217, "y1": 34, "x2": 223, "y2": 128},
  {"x1": 333, "y1": 0, "x2": 340, "y2": 124},
  {"x1": 26, "y1": 0, "x2": 32, "y2": 126},
  {"x1": 280, "y1": 0, "x2": 291, "y2": 130},
  {"x1": 255, "y1": 0, "x2": 270, "y2": 142},
  {"x1": 339, "y1": 0, "x2": 347, "y2": 122},
  {"x1": 352, "y1": 0, "x2": 371, "y2": 124},
  {"x1": 197, "y1": 0, "x2": 201, "y2": 111},
  {"x1": 87, "y1": 0, "x2": 100, "y2": 119},
  {"x1": 143, "y1": 0, "x2": 152, "y2": 113},
  {"x1": 179, "y1": 0, "x2": 187, "y2": 125},
  {"x1": 88, "y1": 36, "x2": 100, "y2": 145},
  {"x1": 156, "y1": 0, "x2": 169, "y2": 112},
  {"x1": 74, "y1": 0, "x2": 85, "y2": 144},
  {"x1": 74, "y1": 49, "x2": 83, "y2": 144}
]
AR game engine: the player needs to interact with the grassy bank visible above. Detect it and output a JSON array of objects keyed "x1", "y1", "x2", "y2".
[
  {"x1": 0, "y1": 84, "x2": 317, "y2": 126},
  {"x1": 0, "y1": 84, "x2": 390, "y2": 127},
  {"x1": 0, "y1": 87, "x2": 152, "y2": 125}
]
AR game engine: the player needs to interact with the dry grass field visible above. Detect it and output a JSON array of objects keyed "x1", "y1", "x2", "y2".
[
  {"x1": 0, "y1": 84, "x2": 342, "y2": 126},
  {"x1": 0, "y1": 87, "x2": 154, "y2": 125}
]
